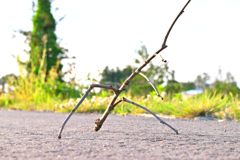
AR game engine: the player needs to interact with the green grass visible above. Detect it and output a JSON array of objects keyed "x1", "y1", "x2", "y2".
[
  {"x1": 2, "y1": 38, "x2": 239, "y2": 121},
  {"x1": 1, "y1": 67, "x2": 240, "y2": 121},
  {"x1": 0, "y1": 56, "x2": 81, "y2": 112},
  {"x1": 1, "y1": 88, "x2": 240, "y2": 121}
]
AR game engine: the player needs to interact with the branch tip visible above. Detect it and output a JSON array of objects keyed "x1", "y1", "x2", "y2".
[
  {"x1": 158, "y1": 95, "x2": 164, "y2": 100},
  {"x1": 138, "y1": 72, "x2": 164, "y2": 100},
  {"x1": 161, "y1": 0, "x2": 191, "y2": 49},
  {"x1": 122, "y1": 97, "x2": 178, "y2": 134}
]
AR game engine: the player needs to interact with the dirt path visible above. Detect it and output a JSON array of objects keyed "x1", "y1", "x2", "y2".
[{"x1": 0, "y1": 109, "x2": 240, "y2": 159}]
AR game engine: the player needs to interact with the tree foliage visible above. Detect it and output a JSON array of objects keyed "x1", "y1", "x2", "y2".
[
  {"x1": 100, "y1": 66, "x2": 132, "y2": 88},
  {"x1": 180, "y1": 82, "x2": 195, "y2": 91},
  {"x1": 22, "y1": 0, "x2": 68, "y2": 80},
  {"x1": 194, "y1": 72, "x2": 210, "y2": 90},
  {"x1": 211, "y1": 72, "x2": 240, "y2": 95},
  {"x1": 100, "y1": 45, "x2": 181, "y2": 96},
  {"x1": 100, "y1": 44, "x2": 240, "y2": 97}
]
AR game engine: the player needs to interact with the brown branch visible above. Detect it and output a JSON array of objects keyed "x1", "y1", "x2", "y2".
[
  {"x1": 121, "y1": 97, "x2": 178, "y2": 134},
  {"x1": 161, "y1": 0, "x2": 191, "y2": 49},
  {"x1": 57, "y1": 84, "x2": 118, "y2": 139},
  {"x1": 111, "y1": 99, "x2": 123, "y2": 111},
  {"x1": 58, "y1": 0, "x2": 191, "y2": 139},
  {"x1": 90, "y1": 84, "x2": 118, "y2": 94},
  {"x1": 154, "y1": 53, "x2": 167, "y2": 63},
  {"x1": 138, "y1": 72, "x2": 164, "y2": 100},
  {"x1": 93, "y1": 0, "x2": 191, "y2": 133}
]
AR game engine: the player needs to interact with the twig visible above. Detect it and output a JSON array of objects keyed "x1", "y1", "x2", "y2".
[
  {"x1": 154, "y1": 53, "x2": 167, "y2": 63},
  {"x1": 57, "y1": 84, "x2": 118, "y2": 139},
  {"x1": 121, "y1": 97, "x2": 178, "y2": 134},
  {"x1": 138, "y1": 72, "x2": 164, "y2": 100},
  {"x1": 161, "y1": 0, "x2": 191, "y2": 49},
  {"x1": 57, "y1": 0, "x2": 191, "y2": 139},
  {"x1": 90, "y1": 84, "x2": 119, "y2": 94},
  {"x1": 93, "y1": 0, "x2": 191, "y2": 132}
]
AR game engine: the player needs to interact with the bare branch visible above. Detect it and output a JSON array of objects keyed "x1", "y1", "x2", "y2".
[
  {"x1": 90, "y1": 84, "x2": 118, "y2": 94},
  {"x1": 138, "y1": 72, "x2": 164, "y2": 100},
  {"x1": 58, "y1": 0, "x2": 191, "y2": 138},
  {"x1": 94, "y1": 94, "x2": 120, "y2": 131},
  {"x1": 154, "y1": 53, "x2": 167, "y2": 63},
  {"x1": 111, "y1": 99, "x2": 123, "y2": 111},
  {"x1": 162, "y1": 0, "x2": 191, "y2": 48},
  {"x1": 57, "y1": 83, "x2": 118, "y2": 139},
  {"x1": 122, "y1": 97, "x2": 178, "y2": 134}
]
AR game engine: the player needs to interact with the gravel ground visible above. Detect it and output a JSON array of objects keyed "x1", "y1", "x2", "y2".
[{"x1": 0, "y1": 109, "x2": 240, "y2": 160}]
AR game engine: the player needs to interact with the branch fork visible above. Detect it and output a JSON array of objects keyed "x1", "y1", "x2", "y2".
[{"x1": 57, "y1": 0, "x2": 191, "y2": 139}]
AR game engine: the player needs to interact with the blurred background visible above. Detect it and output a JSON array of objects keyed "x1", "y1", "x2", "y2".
[{"x1": 0, "y1": 0, "x2": 239, "y2": 120}]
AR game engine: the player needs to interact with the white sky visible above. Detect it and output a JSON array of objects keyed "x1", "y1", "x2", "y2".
[{"x1": 0, "y1": 0, "x2": 240, "y2": 86}]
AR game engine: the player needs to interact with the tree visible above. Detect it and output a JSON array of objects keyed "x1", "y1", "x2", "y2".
[
  {"x1": 100, "y1": 45, "x2": 179, "y2": 96},
  {"x1": 212, "y1": 72, "x2": 240, "y2": 95},
  {"x1": 194, "y1": 72, "x2": 210, "y2": 90},
  {"x1": 0, "y1": 74, "x2": 17, "y2": 93},
  {"x1": 180, "y1": 82, "x2": 195, "y2": 91},
  {"x1": 100, "y1": 66, "x2": 132, "y2": 88},
  {"x1": 24, "y1": 0, "x2": 68, "y2": 80},
  {"x1": 165, "y1": 80, "x2": 181, "y2": 95}
]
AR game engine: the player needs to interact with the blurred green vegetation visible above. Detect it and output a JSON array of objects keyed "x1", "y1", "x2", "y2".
[
  {"x1": 1, "y1": 43, "x2": 240, "y2": 121},
  {"x1": 19, "y1": 0, "x2": 70, "y2": 81},
  {"x1": 0, "y1": 0, "x2": 239, "y2": 122},
  {"x1": 0, "y1": 41, "x2": 82, "y2": 111},
  {"x1": 1, "y1": 41, "x2": 240, "y2": 121},
  {"x1": 0, "y1": 0, "x2": 80, "y2": 111}
]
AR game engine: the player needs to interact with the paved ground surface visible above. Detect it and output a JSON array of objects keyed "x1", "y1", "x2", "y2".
[{"x1": 0, "y1": 109, "x2": 240, "y2": 160}]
